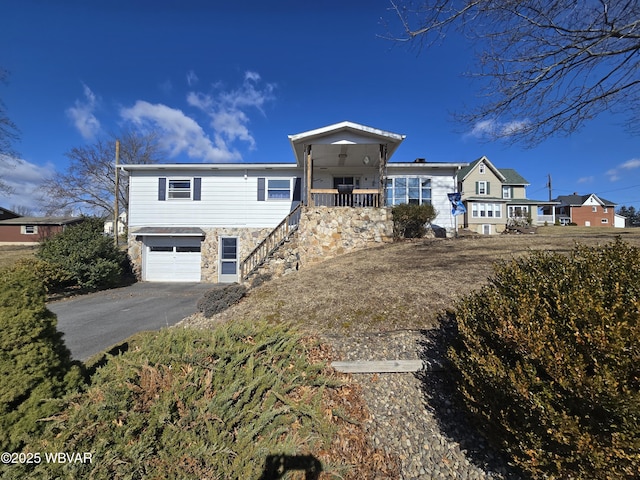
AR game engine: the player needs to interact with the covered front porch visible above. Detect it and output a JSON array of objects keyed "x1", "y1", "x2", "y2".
[{"x1": 288, "y1": 121, "x2": 406, "y2": 208}]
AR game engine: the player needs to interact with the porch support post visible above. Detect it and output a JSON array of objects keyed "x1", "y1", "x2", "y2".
[
  {"x1": 378, "y1": 144, "x2": 387, "y2": 207},
  {"x1": 305, "y1": 145, "x2": 313, "y2": 206}
]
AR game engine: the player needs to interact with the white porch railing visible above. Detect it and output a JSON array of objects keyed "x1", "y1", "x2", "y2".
[
  {"x1": 310, "y1": 189, "x2": 380, "y2": 207},
  {"x1": 536, "y1": 214, "x2": 555, "y2": 225}
]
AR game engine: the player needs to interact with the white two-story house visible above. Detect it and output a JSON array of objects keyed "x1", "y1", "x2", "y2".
[{"x1": 123, "y1": 121, "x2": 468, "y2": 283}]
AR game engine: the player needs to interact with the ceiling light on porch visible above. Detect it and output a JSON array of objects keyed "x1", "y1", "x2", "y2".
[{"x1": 363, "y1": 155, "x2": 370, "y2": 165}]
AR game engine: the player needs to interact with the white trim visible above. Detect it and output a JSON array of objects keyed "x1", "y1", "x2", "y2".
[
  {"x1": 121, "y1": 163, "x2": 297, "y2": 171},
  {"x1": 167, "y1": 178, "x2": 192, "y2": 200},
  {"x1": 218, "y1": 236, "x2": 239, "y2": 283},
  {"x1": 266, "y1": 178, "x2": 292, "y2": 201}
]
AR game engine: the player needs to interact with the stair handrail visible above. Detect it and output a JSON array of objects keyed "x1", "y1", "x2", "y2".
[{"x1": 240, "y1": 203, "x2": 303, "y2": 279}]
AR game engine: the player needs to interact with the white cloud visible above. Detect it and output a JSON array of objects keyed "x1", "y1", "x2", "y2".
[
  {"x1": 186, "y1": 70, "x2": 199, "y2": 87},
  {"x1": 606, "y1": 157, "x2": 640, "y2": 181},
  {"x1": 187, "y1": 70, "x2": 276, "y2": 151},
  {"x1": 466, "y1": 118, "x2": 530, "y2": 139},
  {"x1": 0, "y1": 155, "x2": 56, "y2": 214},
  {"x1": 121, "y1": 71, "x2": 276, "y2": 162},
  {"x1": 120, "y1": 101, "x2": 241, "y2": 162},
  {"x1": 577, "y1": 176, "x2": 594, "y2": 184},
  {"x1": 66, "y1": 83, "x2": 101, "y2": 139}
]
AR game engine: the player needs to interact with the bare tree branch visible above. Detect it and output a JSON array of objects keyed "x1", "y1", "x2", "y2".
[
  {"x1": 40, "y1": 130, "x2": 162, "y2": 217},
  {"x1": 386, "y1": 0, "x2": 640, "y2": 145},
  {"x1": 0, "y1": 68, "x2": 20, "y2": 194}
]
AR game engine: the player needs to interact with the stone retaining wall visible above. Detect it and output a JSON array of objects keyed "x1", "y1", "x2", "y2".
[
  {"x1": 248, "y1": 206, "x2": 394, "y2": 283},
  {"x1": 296, "y1": 206, "x2": 394, "y2": 265}
]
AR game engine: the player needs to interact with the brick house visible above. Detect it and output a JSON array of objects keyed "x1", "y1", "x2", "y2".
[
  {"x1": 553, "y1": 193, "x2": 623, "y2": 227},
  {"x1": 0, "y1": 216, "x2": 84, "y2": 244}
]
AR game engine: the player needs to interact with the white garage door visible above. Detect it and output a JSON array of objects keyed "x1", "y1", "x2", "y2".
[{"x1": 144, "y1": 236, "x2": 202, "y2": 282}]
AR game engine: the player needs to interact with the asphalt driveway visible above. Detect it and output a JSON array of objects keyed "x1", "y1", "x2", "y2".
[{"x1": 48, "y1": 282, "x2": 215, "y2": 361}]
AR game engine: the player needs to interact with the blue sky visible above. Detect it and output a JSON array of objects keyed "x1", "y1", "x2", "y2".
[{"x1": 1, "y1": 0, "x2": 638, "y2": 214}]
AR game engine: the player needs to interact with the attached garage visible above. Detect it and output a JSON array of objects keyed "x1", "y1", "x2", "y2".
[{"x1": 136, "y1": 228, "x2": 204, "y2": 282}]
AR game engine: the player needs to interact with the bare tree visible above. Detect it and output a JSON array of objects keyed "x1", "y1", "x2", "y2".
[
  {"x1": 41, "y1": 129, "x2": 162, "y2": 217},
  {"x1": 10, "y1": 204, "x2": 34, "y2": 216},
  {"x1": 386, "y1": 1, "x2": 640, "y2": 145},
  {"x1": 0, "y1": 68, "x2": 20, "y2": 194}
]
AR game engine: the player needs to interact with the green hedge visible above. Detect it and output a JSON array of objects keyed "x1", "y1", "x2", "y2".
[
  {"x1": 448, "y1": 238, "x2": 640, "y2": 479},
  {"x1": 0, "y1": 264, "x2": 84, "y2": 452}
]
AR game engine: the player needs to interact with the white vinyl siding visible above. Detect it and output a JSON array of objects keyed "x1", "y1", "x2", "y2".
[{"x1": 129, "y1": 169, "x2": 301, "y2": 229}]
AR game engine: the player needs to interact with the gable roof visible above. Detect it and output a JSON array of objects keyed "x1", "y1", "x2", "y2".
[
  {"x1": 458, "y1": 156, "x2": 506, "y2": 182},
  {"x1": 554, "y1": 193, "x2": 617, "y2": 207},
  {"x1": 0, "y1": 207, "x2": 20, "y2": 220},
  {"x1": 288, "y1": 121, "x2": 406, "y2": 166}
]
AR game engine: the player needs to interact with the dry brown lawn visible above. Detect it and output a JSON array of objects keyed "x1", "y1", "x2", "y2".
[
  {"x1": 202, "y1": 227, "x2": 640, "y2": 334},
  {"x1": 0, "y1": 244, "x2": 37, "y2": 269}
]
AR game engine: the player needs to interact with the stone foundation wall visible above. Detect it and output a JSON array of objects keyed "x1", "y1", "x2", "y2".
[
  {"x1": 128, "y1": 207, "x2": 393, "y2": 283},
  {"x1": 200, "y1": 227, "x2": 272, "y2": 283},
  {"x1": 296, "y1": 206, "x2": 393, "y2": 266},
  {"x1": 127, "y1": 235, "x2": 143, "y2": 280}
]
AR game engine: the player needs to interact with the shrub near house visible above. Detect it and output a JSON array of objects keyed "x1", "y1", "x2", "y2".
[
  {"x1": 36, "y1": 217, "x2": 128, "y2": 292},
  {"x1": 449, "y1": 238, "x2": 640, "y2": 479},
  {"x1": 0, "y1": 263, "x2": 84, "y2": 452}
]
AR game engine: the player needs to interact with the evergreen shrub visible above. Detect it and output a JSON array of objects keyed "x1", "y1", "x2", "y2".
[
  {"x1": 37, "y1": 217, "x2": 126, "y2": 292},
  {"x1": 448, "y1": 238, "x2": 640, "y2": 479},
  {"x1": 0, "y1": 264, "x2": 84, "y2": 452},
  {"x1": 12, "y1": 321, "x2": 342, "y2": 479},
  {"x1": 391, "y1": 203, "x2": 437, "y2": 239},
  {"x1": 197, "y1": 283, "x2": 247, "y2": 317},
  {"x1": 11, "y1": 257, "x2": 73, "y2": 293}
]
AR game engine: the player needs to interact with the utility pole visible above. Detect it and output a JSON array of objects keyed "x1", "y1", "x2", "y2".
[
  {"x1": 114, "y1": 140, "x2": 120, "y2": 248},
  {"x1": 546, "y1": 173, "x2": 552, "y2": 201}
]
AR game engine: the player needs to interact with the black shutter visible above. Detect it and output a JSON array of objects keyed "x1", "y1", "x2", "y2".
[
  {"x1": 193, "y1": 177, "x2": 201, "y2": 201},
  {"x1": 293, "y1": 177, "x2": 301, "y2": 201},
  {"x1": 257, "y1": 177, "x2": 266, "y2": 201},
  {"x1": 158, "y1": 177, "x2": 167, "y2": 201}
]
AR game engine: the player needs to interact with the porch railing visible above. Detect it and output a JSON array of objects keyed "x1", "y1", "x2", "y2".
[
  {"x1": 536, "y1": 214, "x2": 555, "y2": 225},
  {"x1": 239, "y1": 203, "x2": 303, "y2": 280},
  {"x1": 310, "y1": 188, "x2": 380, "y2": 207}
]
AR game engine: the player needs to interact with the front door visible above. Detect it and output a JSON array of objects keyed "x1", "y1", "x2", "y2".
[{"x1": 218, "y1": 237, "x2": 239, "y2": 283}]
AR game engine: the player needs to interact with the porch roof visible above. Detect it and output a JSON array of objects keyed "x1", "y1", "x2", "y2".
[
  {"x1": 288, "y1": 121, "x2": 406, "y2": 167},
  {"x1": 132, "y1": 227, "x2": 205, "y2": 237}
]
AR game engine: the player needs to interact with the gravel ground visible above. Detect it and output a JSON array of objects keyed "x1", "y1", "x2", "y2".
[{"x1": 323, "y1": 329, "x2": 526, "y2": 480}]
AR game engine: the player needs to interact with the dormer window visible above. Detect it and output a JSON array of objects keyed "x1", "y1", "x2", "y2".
[{"x1": 479, "y1": 163, "x2": 486, "y2": 174}]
